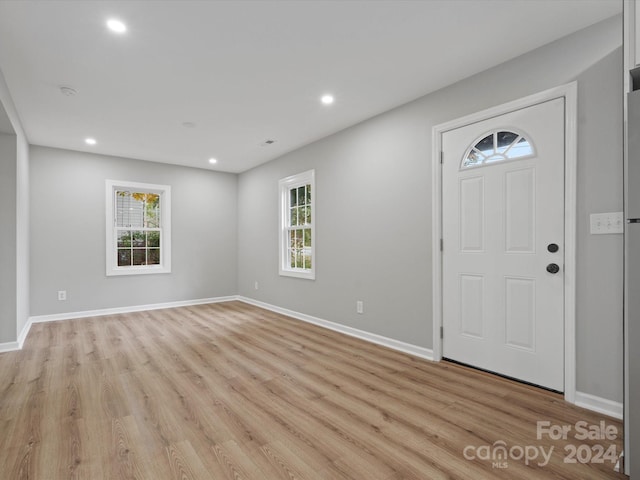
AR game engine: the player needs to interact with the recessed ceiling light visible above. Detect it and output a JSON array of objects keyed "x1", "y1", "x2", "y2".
[
  {"x1": 208, "y1": 158, "x2": 218, "y2": 164},
  {"x1": 321, "y1": 94, "x2": 334, "y2": 105},
  {"x1": 85, "y1": 138, "x2": 97, "y2": 145},
  {"x1": 106, "y1": 18, "x2": 127, "y2": 34}
]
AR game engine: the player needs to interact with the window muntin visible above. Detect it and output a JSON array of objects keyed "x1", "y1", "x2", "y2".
[
  {"x1": 279, "y1": 170, "x2": 315, "y2": 279},
  {"x1": 462, "y1": 129, "x2": 534, "y2": 168},
  {"x1": 106, "y1": 180, "x2": 171, "y2": 276}
]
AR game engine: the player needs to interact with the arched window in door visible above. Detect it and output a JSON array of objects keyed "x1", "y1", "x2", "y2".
[{"x1": 461, "y1": 129, "x2": 535, "y2": 169}]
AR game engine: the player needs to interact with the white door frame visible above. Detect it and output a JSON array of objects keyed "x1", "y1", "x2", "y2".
[{"x1": 431, "y1": 82, "x2": 578, "y2": 403}]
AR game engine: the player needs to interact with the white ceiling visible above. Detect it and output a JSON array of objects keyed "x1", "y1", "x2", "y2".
[{"x1": 0, "y1": 0, "x2": 621, "y2": 173}]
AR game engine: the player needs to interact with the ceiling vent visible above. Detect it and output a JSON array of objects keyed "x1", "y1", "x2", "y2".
[{"x1": 59, "y1": 86, "x2": 77, "y2": 97}]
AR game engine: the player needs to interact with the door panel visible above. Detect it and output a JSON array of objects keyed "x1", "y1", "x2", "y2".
[
  {"x1": 442, "y1": 98, "x2": 565, "y2": 391},
  {"x1": 505, "y1": 168, "x2": 535, "y2": 253},
  {"x1": 460, "y1": 176, "x2": 485, "y2": 252},
  {"x1": 460, "y1": 274, "x2": 484, "y2": 338},
  {"x1": 504, "y1": 277, "x2": 536, "y2": 350}
]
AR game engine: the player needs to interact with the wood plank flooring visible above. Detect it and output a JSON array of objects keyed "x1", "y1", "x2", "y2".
[{"x1": 0, "y1": 301, "x2": 626, "y2": 479}]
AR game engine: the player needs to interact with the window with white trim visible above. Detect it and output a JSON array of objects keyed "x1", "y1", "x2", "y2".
[
  {"x1": 279, "y1": 170, "x2": 315, "y2": 279},
  {"x1": 106, "y1": 180, "x2": 171, "y2": 276}
]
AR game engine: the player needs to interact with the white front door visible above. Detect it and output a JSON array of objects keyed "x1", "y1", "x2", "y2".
[{"x1": 442, "y1": 98, "x2": 565, "y2": 391}]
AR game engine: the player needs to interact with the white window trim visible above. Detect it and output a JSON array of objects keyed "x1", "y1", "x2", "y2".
[
  {"x1": 105, "y1": 179, "x2": 171, "y2": 276},
  {"x1": 279, "y1": 169, "x2": 315, "y2": 280}
]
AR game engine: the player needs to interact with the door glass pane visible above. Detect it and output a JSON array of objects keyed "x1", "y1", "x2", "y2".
[
  {"x1": 509, "y1": 137, "x2": 534, "y2": 158},
  {"x1": 496, "y1": 131, "x2": 519, "y2": 154},
  {"x1": 475, "y1": 134, "x2": 493, "y2": 154},
  {"x1": 463, "y1": 149, "x2": 483, "y2": 167}
]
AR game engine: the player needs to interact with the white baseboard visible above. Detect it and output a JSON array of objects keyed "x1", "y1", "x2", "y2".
[
  {"x1": 17, "y1": 317, "x2": 32, "y2": 349},
  {"x1": 0, "y1": 340, "x2": 20, "y2": 353},
  {"x1": 575, "y1": 391, "x2": 623, "y2": 419},
  {"x1": 238, "y1": 296, "x2": 434, "y2": 361},
  {"x1": 28, "y1": 295, "x2": 238, "y2": 325},
  {"x1": 0, "y1": 319, "x2": 32, "y2": 353}
]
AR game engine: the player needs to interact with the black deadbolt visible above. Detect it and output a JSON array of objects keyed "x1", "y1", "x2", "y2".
[
  {"x1": 546, "y1": 263, "x2": 560, "y2": 274},
  {"x1": 547, "y1": 243, "x2": 559, "y2": 253}
]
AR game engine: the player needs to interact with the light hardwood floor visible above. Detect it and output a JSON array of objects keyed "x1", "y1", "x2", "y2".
[{"x1": 0, "y1": 301, "x2": 626, "y2": 479}]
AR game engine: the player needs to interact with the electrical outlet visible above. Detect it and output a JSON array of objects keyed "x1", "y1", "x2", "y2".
[
  {"x1": 254, "y1": 281, "x2": 259, "y2": 290},
  {"x1": 356, "y1": 300, "x2": 364, "y2": 314},
  {"x1": 58, "y1": 290, "x2": 67, "y2": 301},
  {"x1": 590, "y1": 212, "x2": 624, "y2": 235}
]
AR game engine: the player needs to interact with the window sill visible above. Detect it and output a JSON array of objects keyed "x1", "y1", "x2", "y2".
[
  {"x1": 106, "y1": 265, "x2": 171, "y2": 277},
  {"x1": 279, "y1": 269, "x2": 315, "y2": 280}
]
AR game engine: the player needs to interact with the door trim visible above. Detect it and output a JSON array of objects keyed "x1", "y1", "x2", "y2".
[{"x1": 431, "y1": 82, "x2": 577, "y2": 403}]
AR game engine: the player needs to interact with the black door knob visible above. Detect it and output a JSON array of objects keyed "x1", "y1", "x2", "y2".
[
  {"x1": 546, "y1": 263, "x2": 560, "y2": 274},
  {"x1": 547, "y1": 243, "x2": 559, "y2": 253}
]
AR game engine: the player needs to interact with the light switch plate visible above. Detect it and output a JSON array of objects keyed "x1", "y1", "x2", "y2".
[{"x1": 590, "y1": 212, "x2": 624, "y2": 234}]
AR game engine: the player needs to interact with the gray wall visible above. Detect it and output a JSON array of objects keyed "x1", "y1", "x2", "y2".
[
  {"x1": 0, "y1": 64, "x2": 29, "y2": 346},
  {"x1": 0, "y1": 132, "x2": 17, "y2": 343},
  {"x1": 237, "y1": 16, "x2": 624, "y2": 402},
  {"x1": 575, "y1": 48, "x2": 625, "y2": 400},
  {"x1": 30, "y1": 146, "x2": 238, "y2": 315}
]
